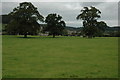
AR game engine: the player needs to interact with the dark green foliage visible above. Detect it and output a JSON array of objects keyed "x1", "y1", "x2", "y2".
[
  {"x1": 6, "y1": 2, "x2": 44, "y2": 37},
  {"x1": 76, "y1": 6, "x2": 107, "y2": 38},
  {"x1": 45, "y1": 13, "x2": 66, "y2": 38},
  {"x1": 105, "y1": 30, "x2": 120, "y2": 37},
  {"x1": 95, "y1": 21, "x2": 108, "y2": 37},
  {"x1": 1, "y1": 15, "x2": 11, "y2": 24}
]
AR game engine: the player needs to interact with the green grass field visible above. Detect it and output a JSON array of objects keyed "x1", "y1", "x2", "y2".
[{"x1": 2, "y1": 35, "x2": 118, "y2": 78}]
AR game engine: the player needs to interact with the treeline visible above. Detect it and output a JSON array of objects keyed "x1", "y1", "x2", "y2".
[
  {"x1": 65, "y1": 26, "x2": 120, "y2": 37},
  {"x1": 1, "y1": 14, "x2": 120, "y2": 37},
  {"x1": 1, "y1": 2, "x2": 120, "y2": 38}
]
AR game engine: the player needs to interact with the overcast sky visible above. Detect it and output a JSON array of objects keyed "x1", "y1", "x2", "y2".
[{"x1": 0, "y1": 0, "x2": 119, "y2": 27}]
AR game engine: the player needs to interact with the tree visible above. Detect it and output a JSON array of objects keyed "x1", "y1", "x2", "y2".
[
  {"x1": 1, "y1": 15, "x2": 11, "y2": 24},
  {"x1": 6, "y1": 2, "x2": 44, "y2": 38},
  {"x1": 45, "y1": 13, "x2": 66, "y2": 38},
  {"x1": 96, "y1": 21, "x2": 108, "y2": 36},
  {"x1": 76, "y1": 6, "x2": 106, "y2": 38}
]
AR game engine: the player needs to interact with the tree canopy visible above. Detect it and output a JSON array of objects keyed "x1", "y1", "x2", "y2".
[
  {"x1": 6, "y1": 2, "x2": 44, "y2": 38},
  {"x1": 96, "y1": 21, "x2": 108, "y2": 36},
  {"x1": 45, "y1": 13, "x2": 66, "y2": 38},
  {"x1": 76, "y1": 6, "x2": 107, "y2": 38}
]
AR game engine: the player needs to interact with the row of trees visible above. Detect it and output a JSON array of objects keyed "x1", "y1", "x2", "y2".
[
  {"x1": 6, "y1": 2, "x2": 108, "y2": 38},
  {"x1": 6, "y1": 2, "x2": 66, "y2": 38}
]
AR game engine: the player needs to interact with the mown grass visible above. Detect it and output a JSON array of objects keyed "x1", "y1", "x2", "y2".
[{"x1": 2, "y1": 35, "x2": 118, "y2": 78}]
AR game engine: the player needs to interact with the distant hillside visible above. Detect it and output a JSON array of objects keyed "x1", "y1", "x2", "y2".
[
  {"x1": 105, "y1": 26, "x2": 120, "y2": 32},
  {"x1": 66, "y1": 26, "x2": 120, "y2": 32},
  {"x1": 65, "y1": 26, "x2": 82, "y2": 32}
]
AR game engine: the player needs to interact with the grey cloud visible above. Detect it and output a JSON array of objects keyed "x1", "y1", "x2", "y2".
[
  {"x1": 2, "y1": 2, "x2": 19, "y2": 14},
  {"x1": 80, "y1": 2, "x2": 104, "y2": 7},
  {"x1": 97, "y1": 2, "x2": 118, "y2": 20}
]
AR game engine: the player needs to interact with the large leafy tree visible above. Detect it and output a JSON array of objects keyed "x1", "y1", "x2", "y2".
[
  {"x1": 76, "y1": 6, "x2": 107, "y2": 38},
  {"x1": 45, "y1": 13, "x2": 66, "y2": 38},
  {"x1": 6, "y1": 2, "x2": 44, "y2": 38}
]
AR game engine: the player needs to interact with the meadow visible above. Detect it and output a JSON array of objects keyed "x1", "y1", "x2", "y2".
[{"x1": 2, "y1": 35, "x2": 118, "y2": 78}]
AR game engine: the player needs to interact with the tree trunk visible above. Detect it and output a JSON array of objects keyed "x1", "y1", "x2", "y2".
[
  {"x1": 24, "y1": 34, "x2": 27, "y2": 38},
  {"x1": 53, "y1": 34, "x2": 55, "y2": 38}
]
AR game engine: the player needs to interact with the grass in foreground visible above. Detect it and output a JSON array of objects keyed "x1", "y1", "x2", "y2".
[{"x1": 2, "y1": 35, "x2": 118, "y2": 78}]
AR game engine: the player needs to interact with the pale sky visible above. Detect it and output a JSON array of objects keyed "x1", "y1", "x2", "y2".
[{"x1": 0, "y1": 0, "x2": 119, "y2": 27}]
